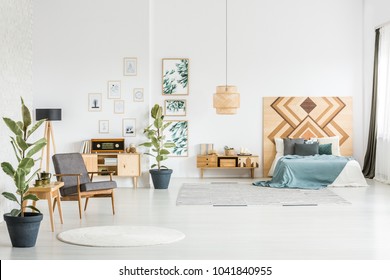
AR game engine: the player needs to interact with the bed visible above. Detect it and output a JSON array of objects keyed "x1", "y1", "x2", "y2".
[
  {"x1": 254, "y1": 154, "x2": 368, "y2": 189},
  {"x1": 258, "y1": 96, "x2": 368, "y2": 189}
]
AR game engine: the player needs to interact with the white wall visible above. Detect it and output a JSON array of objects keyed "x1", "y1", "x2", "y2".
[
  {"x1": 0, "y1": 0, "x2": 33, "y2": 219},
  {"x1": 363, "y1": 0, "x2": 390, "y2": 151},
  {"x1": 33, "y1": 0, "x2": 365, "y2": 181},
  {"x1": 33, "y1": 0, "x2": 151, "y2": 186},
  {"x1": 150, "y1": 0, "x2": 364, "y2": 177}
]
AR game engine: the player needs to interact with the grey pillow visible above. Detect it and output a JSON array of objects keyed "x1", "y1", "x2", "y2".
[
  {"x1": 283, "y1": 138, "x2": 304, "y2": 155},
  {"x1": 294, "y1": 143, "x2": 319, "y2": 156}
]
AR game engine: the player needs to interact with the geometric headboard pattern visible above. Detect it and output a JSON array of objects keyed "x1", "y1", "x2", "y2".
[{"x1": 263, "y1": 96, "x2": 353, "y2": 176}]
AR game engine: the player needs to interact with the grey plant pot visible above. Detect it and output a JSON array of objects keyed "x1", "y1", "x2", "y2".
[
  {"x1": 3, "y1": 212, "x2": 43, "y2": 247},
  {"x1": 149, "y1": 169, "x2": 173, "y2": 189}
]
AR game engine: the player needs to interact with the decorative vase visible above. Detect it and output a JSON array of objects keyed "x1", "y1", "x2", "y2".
[
  {"x1": 149, "y1": 169, "x2": 173, "y2": 189},
  {"x1": 3, "y1": 212, "x2": 43, "y2": 247}
]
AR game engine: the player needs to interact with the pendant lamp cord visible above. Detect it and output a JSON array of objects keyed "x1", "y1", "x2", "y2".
[{"x1": 225, "y1": 0, "x2": 228, "y2": 91}]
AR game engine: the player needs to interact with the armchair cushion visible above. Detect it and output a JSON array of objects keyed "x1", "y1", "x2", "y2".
[{"x1": 81, "y1": 181, "x2": 117, "y2": 192}]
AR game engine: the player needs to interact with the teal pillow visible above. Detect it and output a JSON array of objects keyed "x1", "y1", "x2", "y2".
[{"x1": 319, "y1": 143, "x2": 332, "y2": 155}]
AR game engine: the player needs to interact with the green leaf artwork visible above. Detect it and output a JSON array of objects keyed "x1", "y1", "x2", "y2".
[
  {"x1": 164, "y1": 121, "x2": 188, "y2": 156},
  {"x1": 162, "y1": 59, "x2": 189, "y2": 95},
  {"x1": 165, "y1": 100, "x2": 186, "y2": 116}
]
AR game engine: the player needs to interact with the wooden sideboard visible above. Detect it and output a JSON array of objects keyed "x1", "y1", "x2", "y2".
[
  {"x1": 82, "y1": 153, "x2": 140, "y2": 188},
  {"x1": 196, "y1": 154, "x2": 259, "y2": 178}
]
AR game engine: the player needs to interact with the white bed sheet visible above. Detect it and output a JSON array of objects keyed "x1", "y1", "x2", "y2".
[{"x1": 329, "y1": 160, "x2": 368, "y2": 187}]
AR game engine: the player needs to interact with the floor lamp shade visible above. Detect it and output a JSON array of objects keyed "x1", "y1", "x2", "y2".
[
  {"x1": 35, "y1": 108, "x2": 61, "y2": 172},
  {"x1": 36, "y1": 108, "x2": 62, "y2": 121}
]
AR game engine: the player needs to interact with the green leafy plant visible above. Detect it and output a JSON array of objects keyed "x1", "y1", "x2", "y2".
[
  {"x1": 1, "y1": 98, "x2": 47, "y2": 217},
  {"x1": 139, "y1": 104, "x2": 176, "y2": 170}
]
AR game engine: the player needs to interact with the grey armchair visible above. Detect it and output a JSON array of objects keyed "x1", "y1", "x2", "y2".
[{"x1": 52, "y1": 153, "x2": 116, "y2": 219}]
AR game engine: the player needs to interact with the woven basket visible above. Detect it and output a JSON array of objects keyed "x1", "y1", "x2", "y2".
[{"x1": 224, "y1": 149, "x2": 235, "y2": 156}]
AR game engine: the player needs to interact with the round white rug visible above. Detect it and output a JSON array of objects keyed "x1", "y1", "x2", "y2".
[{"x1": 57, "y1": 226, "x2": 185, "y2": 247}]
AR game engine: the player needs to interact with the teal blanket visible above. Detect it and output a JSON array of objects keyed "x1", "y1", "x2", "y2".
[{"x1": 253, "y1": 155, "x2": 352, "y2": 189}]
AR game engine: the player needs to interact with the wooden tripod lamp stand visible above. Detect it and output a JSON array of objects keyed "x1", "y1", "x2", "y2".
[{"x1": 36, "y1": 108, "x2": 62, "y2": 172}]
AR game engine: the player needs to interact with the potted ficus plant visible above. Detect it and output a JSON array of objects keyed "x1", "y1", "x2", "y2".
[
  {"x1": 1, "y1": 97, "x2": 47, "y2": 247},
  {"x1": 140, "y1": 104, "x2": 176, "y2": 189}
]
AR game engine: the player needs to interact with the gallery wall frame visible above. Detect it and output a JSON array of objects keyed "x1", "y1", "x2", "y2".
[
  {"x1": 124, "y1": 57, "x2": 137, "y2": 76},
  {"x1": 163, "y1": 120, "x2": 188, "y2": 157},
  {"x1": 123, "y1": 118, "x2": 136, "y2": 137},
  {"x1": 88, "y1": 93, "x2": 102, "y2": 112},
  {"x1": 164, "y1": 99, "x2": 187, "y2": 116},
  {"x1": 108, "y1": 80, "x2": 121, "y2": 99},
  {"x1": 133, "y1": 88, "x2": 144, "y2": 102},
  {"x1": 114, "y1": 100, "x2": 125, "y2": 114},
  {"x1": 162, "y1": 58, "x2": 189, "y2": 95},
  {"x1": 99, "y1": 120, "x2": 109, "y2": 134}
]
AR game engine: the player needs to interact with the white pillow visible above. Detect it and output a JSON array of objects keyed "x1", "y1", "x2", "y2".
[
  {"x1": 275, "y1": 138, "x2": 284, "y2": 154},
  {"x1": 268, "y1": 153, "x2": 283, "y2": 176},
  {"x1": 317, "y1": 136, "x2": 340, "y2": 156},
  {"x1": 268, "y1": 138, "x2": 284, "y2": 177}
]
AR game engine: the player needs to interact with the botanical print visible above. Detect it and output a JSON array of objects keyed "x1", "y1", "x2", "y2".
[
  {"x1": 164, "y1": 99, "x2": 186, "y2": 116},
  {"x1": 88, "y1": 93, "x2": 102, "y2": 112},
  {"x1": 99, "y1": 120, "x2": 109, "y2": 133},
  {"x1": 164, "y1": 120, "x2": 188, "y2": 156},
  {"x1": 133, "y1": 88, "x2": 144, "y2": 102},
  {"x1": 123, "y1": 57, "x2": 137, "y2": 76},
  {"x1": 123, "y1": 118, "x2": 136, "y2": 137},
  {"x1": 162, "y1": 58, "x2": 189, "y2": 95},
  {"x1": 108, "y1": 81, "x2": 121, "y2": 99},
  {"x1": 114, "y1": 100, "x2": 125, "y2": 114}
]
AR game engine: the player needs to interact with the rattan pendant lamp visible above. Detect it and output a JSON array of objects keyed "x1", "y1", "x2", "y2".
[{"x1": 213, "y1": 0, "x2": 240, "y2": 115}]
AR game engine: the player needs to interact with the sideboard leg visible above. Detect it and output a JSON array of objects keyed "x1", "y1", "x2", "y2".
[{"x1": 133, "y1": 176, "x2": 138, "y2": 188}]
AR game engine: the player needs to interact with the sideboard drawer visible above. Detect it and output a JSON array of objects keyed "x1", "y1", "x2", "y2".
[{"x1": 197, "y1": 156, "x2": 217, "y2": 167}]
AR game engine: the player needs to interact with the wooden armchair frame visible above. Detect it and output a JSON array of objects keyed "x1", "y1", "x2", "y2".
[{"x1": 54, "y1": 170, "x2": 115, "y2": 219}]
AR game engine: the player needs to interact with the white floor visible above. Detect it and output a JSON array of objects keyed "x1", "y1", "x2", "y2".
[{"x1": 1, "y1": 177, "x2": 390, "y2": 260}]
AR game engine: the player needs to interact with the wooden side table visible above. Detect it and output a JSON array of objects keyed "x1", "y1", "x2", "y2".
[{"x1": 25, "y1": 181, "x2": 64, "y2": 232}]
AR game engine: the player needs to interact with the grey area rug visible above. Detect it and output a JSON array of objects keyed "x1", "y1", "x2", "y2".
[{"x1": 176, "y1": 183, "x2": 350, "y2": 206}]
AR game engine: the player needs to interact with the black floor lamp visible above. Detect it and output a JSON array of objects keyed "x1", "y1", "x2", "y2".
[{"x1": 36, "y1": 108, "x2": 62, "y2": 172}]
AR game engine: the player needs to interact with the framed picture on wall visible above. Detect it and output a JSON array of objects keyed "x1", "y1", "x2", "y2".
[
  {"x1": 163, "y1": 120, "x2": 188, "y2": 157},
  {"x1": 164, "y1": 99, "x2": 186, "y2": 116},
  {"x1": 88, "y1": 93, "x2": 102, "y2": 112},
  {"x1": 123, "y1": 57, "x2": 137, "y2": 76},
  {"x1": 107, "y1": 80, "x2": 121, "y2": 99},
  {"x1": 123, "y1": 118, "x2": 136, "y2": 137},
  {"x1": 162, "y1": 58, "x2": 189, "y2": 95},
  {"x1": 99, "y1": 120, "x2": 109, "y2": 134},
  {"x1": 133, "y1": 88, "x2": 144, "y2": 102},
  {"x1": 114, "y1": 100, "x2": 125, "y2": 114}
]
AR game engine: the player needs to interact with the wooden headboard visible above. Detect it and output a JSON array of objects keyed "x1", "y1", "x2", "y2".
[{"x1": 263, "y1": 96, "x2": 353, "y2": 176}]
